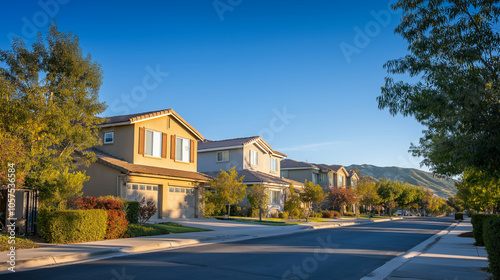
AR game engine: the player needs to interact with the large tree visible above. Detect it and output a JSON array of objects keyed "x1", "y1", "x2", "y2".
[
  {"x1": 300, "y1": 180, "x2": 326, "y2": 221},
  {"x1": 247, "y1": 184, "x2": 269, "y2": 221},
  {"x1": 355, "y1": 177, "x2": 382, "y2": 214},
  {"x1": 376, "y1": 179, "x2": 404, "y2": 215},
  {"x1": 378, "y1": 0, "x2": 500, "y2": 177},
  {"x1": 0, "y1": 22, "x2": 106, "y2": 208},
  {"x1": 456, "y1": 168, "x2": 500, "y2": 213},
  {"x1": 328, "y1": 187, "x2": 358, "y2": 215}
]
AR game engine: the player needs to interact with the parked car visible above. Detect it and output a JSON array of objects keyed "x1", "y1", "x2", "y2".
[{"x1": 395, "y1": 210, "x2": 412, "y2": 216}]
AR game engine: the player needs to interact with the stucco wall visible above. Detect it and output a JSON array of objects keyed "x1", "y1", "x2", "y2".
[
  {"x1": 99, "y1": 125, "x2": 134, "y2": 162},
  {"x1": 81, "y1": 162, "x2": 122, "y2": 197},
  {"x1": 243, "y1": 143, "x2": 281, "y2": 176},
  {"x1": 197, "y1": 148, "x2": 244, "y2": 172}
]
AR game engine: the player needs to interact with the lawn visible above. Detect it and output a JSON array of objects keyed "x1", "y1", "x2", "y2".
[
  {"x1": 0, "y1": 234, "x2": 39, "y2": 251},
  {"x1": 216, "y1": 217, "x2": 299, "y2": 226},
  {"x1": 128, "y1": 222, "x2": 211, "y2": 237}
]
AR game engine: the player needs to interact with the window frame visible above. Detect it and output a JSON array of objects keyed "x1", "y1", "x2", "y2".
[
  {"x1": 145, "y1": 129, "x2": 163, "y2": 158},
  {"x1": 175, "y1": 136, "x2": 191, "y2": 162},
  {"x1": 104, "y1": 132, "x2": 114, "y2": 144},
  {"x1": 270, "y1": 190, "x2": 280, "y2": 204},
  {"x1": 281, "y1": 170, "x2": 288, "y2": 178},
  {"x1": 216, "y1": 150, "x2": 229, "y2": 162},
  {"x1": 250, "y1": 150, "x2": 258, "y2": 165},
  {"x1": 270, "y1": 158, "x2": 278, "y2": 172}
]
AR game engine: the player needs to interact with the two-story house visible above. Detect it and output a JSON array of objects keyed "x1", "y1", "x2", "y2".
[
  {"x1": 197, "y1": 136, "x2": 303, "y2": 214},
  {"x1": 81, "y1": 109, "x2": 212, "y2": 219}
]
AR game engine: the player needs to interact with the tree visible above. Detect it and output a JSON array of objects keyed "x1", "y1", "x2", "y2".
[
  {"x1": 247, "y1": 184, "x2": 269, "y2": 221},
  {"x1": 446, "y1": 196, "x2": 465, "y2": 213},
  {"x1": 0, "y1": 22, "x2": 106, "y2": 208},
  {"x1": 396, "y1": 184, "x2": 419, "y2": 215},
  {"x1": 457, "y1": 168, "x2": 500, "y2": 213},
  {"x1": 300, "y1": 180, "x2": 326, "y2": 221},
  {"x1": 328, "y1": 187, "x2": 358, "y2": 216},
  {"x1": 377, "y1": 1, "x2": 500, "y2": 178},
  {"x1": 284, "y1": 183, "x2": 302, "y2": 219},
  {"x1": 355, "y1": 177, "x2": 381, "y2": 215},
  {"x1": 376, "y1": 179, "x2": 403, "y2": 216},
  {"x1": 209, "y1": 167, "x2": 246, "y2": 217}
]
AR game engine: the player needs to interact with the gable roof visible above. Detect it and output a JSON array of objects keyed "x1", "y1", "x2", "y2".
[
  {"x1": 280, "y1": 159, "x2": 319, "y2": 170},
  {"x1": 100, "y1": 108, "x2": 203, "y2": 141},
  {"x1": 347, "y1": 169, "x2": 360, "y2": 179},
  {"x1": 198, "y1": 136, "x2": 286, "y2": 158},
  {"x1": 93, "y1": 149, "x2": 212, "y2": 182}
]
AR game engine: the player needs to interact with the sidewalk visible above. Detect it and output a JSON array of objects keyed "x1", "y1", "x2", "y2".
[
  {"x1": 363, "y1": 218, "x2": 491, "y2": 280},
  {"x1": 0, "y1": 217, "x2": 379, "y2": 273}
]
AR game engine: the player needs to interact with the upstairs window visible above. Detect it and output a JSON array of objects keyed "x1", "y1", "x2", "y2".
[
  {"x1": 339, "y1": 176, "x2": 344, "y2": 187},
  {"x1": 145, "y1": 129, "x2": 162, "y2": 157},
  {"x1": 319, "y1": 173, "x2": 327, "y2": 182},
  {"x1": 216, "y1": 151, "x2": 229, "y2": 162},
  {"x1": 312, "y1": 173, "x2": 318, "y2": 184},
  {"x1": 250, "y1": 150, "x2": 258, "y2": 165},
  {"x1": 281, "y1": 170, "x2": 288, "y2": 178},
  {"x1": 176, "y1": 137, "x2": 191, "y2": 162},
  {"x1": 104, "y1": 132, "x2": 114, "y2": 144},
  {"x1": 270, "y1": 158, "x2": 278, "y2": 172}
]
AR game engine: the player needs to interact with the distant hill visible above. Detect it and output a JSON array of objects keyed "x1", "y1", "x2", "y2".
[{"x1": 347, "y1": 164, "x2": 457, "y2": 198}]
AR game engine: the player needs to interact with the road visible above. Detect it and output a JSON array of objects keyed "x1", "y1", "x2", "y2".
[{"x1": 4, "y1": 217, "x2": 454, "y2": 280}]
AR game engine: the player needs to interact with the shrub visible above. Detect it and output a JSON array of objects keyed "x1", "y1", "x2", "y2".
[
  {"x1": 127, "y1": 224, "x2": 170, "y2": 237},
  {"x1": 471, "y1": 214, "x2": 500, "y2": 246},
  {"x1": 484, "y1": 217, "x2": 500, "y2": 279},
  {"x1": 105, "y1": 210, "x2": 129, "y2": 239},
  {"x1": 344, "y1": 211, "x2": 356, "y2": 217},
  {"x1": 314, "y1": 212, "x2": 323, "y2": 218},
  {"x1": 139, "y1": 197, "x2": 158, "y2": 224},
  {"x1": 278, "y1": 212, "x2": 289, "y2": 219},
  {"x1": 455, "y1": 212, "x2": 464, "y2": 220},
  {"x1": 124, "y1": 201, "x2": 140, "y2": 224},
  {"x1": 38, "y1": 209, "x2": 107, "y2": 243}
]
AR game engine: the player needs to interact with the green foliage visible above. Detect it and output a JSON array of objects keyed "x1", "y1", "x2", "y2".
[
  {"x1": 0, "y1": 22, "x2": 106, "y2": 205},
  {"x1": 247, "y1": 184, "x2": 269, "y2": 220},
  {"x1": 0, "y1": 234, "x2": 39, "y2": 251},
  {"x1": 377, "y1": 1, "x2": 500, "y2": 177},
  {"x1": 127, "y1": 224, "x2": 170, "y2": 237},
  {"x1": 446, "y1": 196, "x2": 465, "y2": 212},
  {"x1": 471, "y1": 214, "x2": 500, "y2": 246},
  {"x1": 123, "y1": 201, "x2": 140, "y2": 224},
  {"x1": 208, "y1": 167, "x2": 246, "y2": 216},
  {"x1": 483, "y1": 217, "x2": 500, "y2": 279},
  {"x1": 38, "y1": 209, "x2": 107, "y2": 243},
  {"x1": 455, "y1": 212, "x2": 464, "y2": 220},
  {"x1": 457, "y1": 168, "x2": 500, "y2": 212},
  {"x1": 343, "y1": 212, "x2": 356, "y2": 217},
  {"x1": 284, "y1": 184, "x2": 302, "y2": 219},
  {"x1": 301, "y1": 180, "x2": 327, "y2": 218},
  {"x1": 355, "y1": 178, "x2": 381, "y2": 208},
  {"x1": 278, "y1": 212, "x2": 288, "y2": 219}
]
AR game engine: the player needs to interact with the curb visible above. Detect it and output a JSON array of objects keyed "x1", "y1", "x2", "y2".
[
  {"x1": 0, "y1": 234, "x2": 249, "y2": 272},
  {"x1": 360, "y1": 221, "x2": 459, "y2": 280}
]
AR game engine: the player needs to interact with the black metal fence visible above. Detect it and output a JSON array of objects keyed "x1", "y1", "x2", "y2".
[{"x1": 0, "y1": 188, "x2": 39, "y2": 236}]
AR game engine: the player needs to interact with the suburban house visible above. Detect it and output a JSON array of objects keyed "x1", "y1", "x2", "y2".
[
  {"x1": 81, "y1": 109, "x2": 212, "y2": 219},
  {"x1": 280, "y1": 159, "x2": 356, "y2": 191},
  {"x1": 347, "y1": 169, "x2": 360, "y2": 188},
  {"x1": 197, "y1": 136, "x2": 303, "y2": 214}
]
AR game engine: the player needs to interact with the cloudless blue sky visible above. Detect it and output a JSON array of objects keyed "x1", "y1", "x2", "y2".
[{"x1": 0, "y1": 0, "x2": 428, "y2": 171}]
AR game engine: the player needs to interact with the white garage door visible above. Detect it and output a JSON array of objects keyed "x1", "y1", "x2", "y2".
[
  {"x1": 126, "y1": 183, "x2": 159, "y2": 219},
  {"x1": 167, "y1": 186, "x2": 196, "y2": 218}
]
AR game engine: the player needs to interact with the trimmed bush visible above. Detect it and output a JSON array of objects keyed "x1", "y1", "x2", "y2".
[
  {"x1": 322, "y1": 211, "x2": 334, "y2": 218},
  {"x1": 105, "y1": 210, "x2": 129, "y2": 239},
  {"x1": 278, "y1": 212, "x2": 289, "y2": 219},
  {"x1": 38, "y1": 209, "x2": 107, "y2": 243},
  {"x1": 332, "y1": 211, "x2": 341, "y2": 218},
  {"x1": 484, "y1": 217, "x2": 500, "y2": 279},
  {"x1": 124, "y1": 201, "x2": 140, "y2": 224},
  {"x1": 344, "y1": 211, "x2": 356, "y2": 217},
  {"x1": 471, "y1": 214, "x2": 500, "y2": 246},
  {"x1": 455, "y1": 212, "x2": 464, "y2": 220}
]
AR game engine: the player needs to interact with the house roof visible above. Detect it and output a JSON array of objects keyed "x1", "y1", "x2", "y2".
[
  {"x1": 100, "y1": 108, "x2": 204, "y2": 141},
  {"x1": 347, "y1": 169, "x2": 360, "y2": 179},
  {"x1": 280, "y1": 159, "x2": 319, "y2": 170},
  {"x1": 93, "y1": 149, "x2": 212, "y2": 182},
  {"x1": 202, "y1": 169, "x2": 303, "y2": 188},
  {"x1": 198, "y1": 136, "x2": 287, "y2": 158}
]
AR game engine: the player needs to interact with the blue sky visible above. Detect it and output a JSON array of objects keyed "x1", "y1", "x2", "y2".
[{"x1": 0, "y1": 0, "x2": 428, "y2": 171}]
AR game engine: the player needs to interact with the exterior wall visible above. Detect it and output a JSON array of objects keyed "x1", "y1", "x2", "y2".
[
  {"x1": 317, "y1": 171, "x2": 334, "y2": 191},
  {"x1": 82, "y1": 162, "x2": 122, "y2": 197},
  {"x1": 243, "y1": 143, "x2": 280, "y2": 176},
  {"x1": 284, "y1": 169, "x2": 314, "y2": 185},
  {"x1": 99, "y1": 125, "x2": 135, "y2": 163},
  {"x1": 335, "y1": 169, "x2": 350, "y2": 188},
  {"x1": 132, "y1": 116, "x2": 198, "y2": 172},
  {"x1": 197, "y1": 148, "x2": 245, "y2": 172}
]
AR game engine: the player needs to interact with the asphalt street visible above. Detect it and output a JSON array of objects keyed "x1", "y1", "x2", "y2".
[{"x1": 3, "y1": 217, "x2": 454, "y2": 280}]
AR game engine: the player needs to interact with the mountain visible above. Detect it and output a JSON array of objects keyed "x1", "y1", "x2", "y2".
[{"x1": 346, "y1": 164, "x2": 457, "y2": 198}]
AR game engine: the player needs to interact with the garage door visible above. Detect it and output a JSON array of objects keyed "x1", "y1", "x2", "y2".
[
  {"x1": 167, "y1": 186, "x2": 195, "y2": 218},
  {"x1": 126, "y1": 183, "x2": 159, "y2": 219}
]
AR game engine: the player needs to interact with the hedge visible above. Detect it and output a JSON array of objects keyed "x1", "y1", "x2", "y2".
[
  {"x1": 124, "y1": 201, "x2": 140, "y2": 224},
  {"x1": 37, "y1": 209, "x2": 107, "y2": 243},
  {"x1": 484, "y1": 217, "x2": 500, "y2": 280},
  {"x1": 454, "y1": 212, "x2": 463, "y2": 220},
  {"x1": 471, "y1": 214, "x2": 500, "y2": 246}
]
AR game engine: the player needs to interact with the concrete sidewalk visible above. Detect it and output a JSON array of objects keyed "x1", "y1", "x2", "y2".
[
  {"x1": 363, "y1": 218, "x2": 491, "y2": 280},
  {"x1": 0, "y1": 217, "x2": 379, "y2": 273}
]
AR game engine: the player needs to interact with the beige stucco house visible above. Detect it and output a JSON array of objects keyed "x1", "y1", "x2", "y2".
[
  {"x1": 197, "y1": 136, "x2": 303, "y2": 214},
  {"x1": 81, "y1": 109, "x2": 212, "y2": 219}
]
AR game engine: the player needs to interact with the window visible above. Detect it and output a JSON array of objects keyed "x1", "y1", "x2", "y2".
[
  {"x1": 153, "y1": 186, "x2": 158, "y2": 191},
  {"x1": 126, "y1": 185, "x2": 131, "y2": 190},
  {"x1": 281, "y1": 170, "x2": 288, "y2": 178},
  {"x1": 329, "y1": 173, "x2": 333, "y2": 186},
  {"x1": 270, "y1": 190, "x2": 280, "y2": 204},
  {"x1": 140, "y1": 185, "x2": 145, "y2": 190},
  {"x1": 319, "y1": 173, "x2": 327, "y2": 182},
  {"x1": 169, "y1": 187, "x2": 174, "y2": 192},
  {"x1": 104, "y1": 132, "x2": 114, "y2": 144},
  {"x1": 147, "y1": 185, "x2": 152, "y2": 191},
  {"x1": 145, "y1": 129, "x2": 162, "y2": 157},
  {"x1": 312, "y1": 173, "x2": 318, "y2": 184},
  {"x1": 216, "y1": 151, "x2": 229, "y2": 162},
  {"x1": 250, "y1": 150, "x2": 258, "y2": 165},
  {"x1": 270, "y1": 158, "x2": 278, "y2": 172},
  {"x1": 339, "y1": 176, "x2": 344, "y2": 187},
  {"x1": 175, "y1": 188, "x2": 180, "y2": 192},
  {"x1": 176, "y1": 137, "x2": 191, "y2": 162},
  {"x1": 132, "y1": 185, "x2": 138, "y2": 190}
]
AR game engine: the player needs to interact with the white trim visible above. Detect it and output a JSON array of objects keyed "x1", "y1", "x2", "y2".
[
  {"x1": 215, "y1": 150, "x2": 229, "y2": 163},
  {"x1": 104, "y1": 132, "x2": 114, "y2": 144},
  {"x1": 198, "y1": 145, "x2": 243, "y2": 152},
  {"x1": 98, "y1": 121, "x2": 130, "y2": 128}
]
